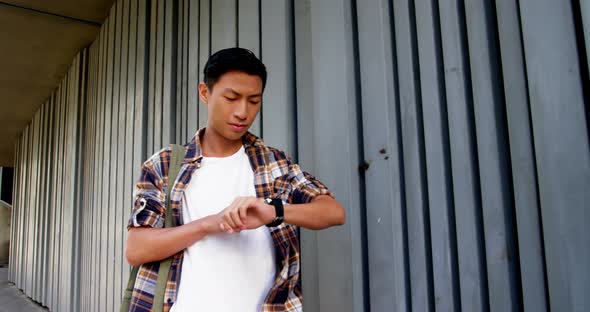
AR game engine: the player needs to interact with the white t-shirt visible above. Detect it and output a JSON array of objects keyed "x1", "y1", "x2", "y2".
[{"x1": 170, "y1": 146, "x2": 276, "y2": 312}]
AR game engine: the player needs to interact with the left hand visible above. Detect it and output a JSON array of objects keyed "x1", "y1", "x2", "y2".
[{"x1": 218, "y1": 196, "x2": 276, "y2": 233}]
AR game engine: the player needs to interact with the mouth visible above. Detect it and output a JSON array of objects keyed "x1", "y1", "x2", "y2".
[{"x1": 228, "y1": 123, "x2": 248, "y2": 132}]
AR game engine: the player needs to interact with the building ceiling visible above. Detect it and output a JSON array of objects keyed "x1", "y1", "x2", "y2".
[{"x1": 0, "y1": 0, "x2": 114, "y2": 166}]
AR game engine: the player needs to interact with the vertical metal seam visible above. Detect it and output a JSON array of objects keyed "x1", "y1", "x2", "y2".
[
  {"x1": 570, "y1": 0, "x2": 590, "y2": 151},
  {"x1": 408, "y1": 0, "x2": 435, "y2": 309},
  {"x1": 258, "y1": 0, "x2": 262, "y2": 139},
  {"x1": 387, "y1": 0, "x2": 412, "y2": 309},
  {"x1": 289, "y1": 0, "x2": 298, "y2": 162},
  {"x1": 514, "y1": 0, "x2": 551, "y2": 309},
  {"x1": 432, "y1": 0, "x2": 462, "y2": 308},
  {"x1": 487, "y1": 1, "x2": 524, "y2": 309},
  {"x1": 349, "y1": 0, "x2": 370, "y2": 310},
  {"x1": 457, "y1": 0, "x2": 490, "y2": 309}
]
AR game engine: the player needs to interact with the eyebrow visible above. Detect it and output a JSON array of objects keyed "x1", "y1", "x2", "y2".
[{"x1": 223, "y1": 88, "x2": 262, "y2": 98}]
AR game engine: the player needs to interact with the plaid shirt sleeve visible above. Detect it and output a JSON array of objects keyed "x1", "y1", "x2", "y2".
[
  {"x1": 269, "y1": 148, "x2": 335, "y2": 204},
  {"x1": 128, "y1": 156, "x2": 166, "y2": 229},
  {"x1": 287, "y1": 163, "x2": 334, "y2": 204}
]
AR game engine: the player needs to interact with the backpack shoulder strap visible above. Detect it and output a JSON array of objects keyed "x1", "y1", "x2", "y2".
[
  {"x1": 153, "y1": 144, "x2": 185, "y2": 311},
  {"x1": 120, "y1": 144, "x2": 186, "y2": 312},
  {"x1": 164, "y1": 144, "x2": 185, "y2": 228}
]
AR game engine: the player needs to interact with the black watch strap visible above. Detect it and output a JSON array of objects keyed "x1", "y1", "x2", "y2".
[{"x1": 266, "y1": 198, "x2": 284, "y2": 227}]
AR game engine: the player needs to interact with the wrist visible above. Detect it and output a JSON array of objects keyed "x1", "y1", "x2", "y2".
[
  {"x1": 265, "y1": 198, "x2": 285, "y2": 227},
  {"x1": 193, "y1": 215, "x2": 218, "y2": 236}
]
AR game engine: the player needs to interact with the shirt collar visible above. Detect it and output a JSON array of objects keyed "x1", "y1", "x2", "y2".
[{"x1": 184, "y1": 127, "x2": 263, "y2": 163}]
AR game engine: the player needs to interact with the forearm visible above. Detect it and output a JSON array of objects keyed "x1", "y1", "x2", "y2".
[
  {"x1": 125, "y1": 217, "x2": 213, "y2": 266},
  {"x1": 283, "y1": 195, "x2": 346, "y2": 230}
]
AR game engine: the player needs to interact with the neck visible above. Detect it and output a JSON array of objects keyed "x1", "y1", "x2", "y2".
[{"x1": 200, "y1": 127, "x2": 243, "y2": 157}]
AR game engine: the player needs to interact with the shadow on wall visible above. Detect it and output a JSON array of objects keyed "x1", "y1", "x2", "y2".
[{"x1": 0, "y1": 200, "x2": 10, "y2": 267}]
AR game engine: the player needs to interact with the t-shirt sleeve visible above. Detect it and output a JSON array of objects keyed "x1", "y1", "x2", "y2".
[
  {"x1": 287, "y1": 163, "x2": 335, "y2": 204},
  {"x1": 127, "y1": 161, "x2": 166, "y2": 229}
]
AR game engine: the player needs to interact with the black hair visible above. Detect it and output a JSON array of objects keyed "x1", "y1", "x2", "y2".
[{"x1": 203, "y1": 47, "x2": 267, "y2": 91}]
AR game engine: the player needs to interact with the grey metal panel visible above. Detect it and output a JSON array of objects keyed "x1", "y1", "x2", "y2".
[
  {"x1": 31, "y1": 104, "x2": 41, "y2": 302},
  {"x1": 9, "y1": 137, "x2": 19, "y2": 283},
  {"x1": 21, "y1": 125, "x2": 30, "y2": 291},
  {"x1": 66, "y1": 55, "x2": 79, "y2": 312},
  {"x1": 176, "y1": 0, "x2": 188, "y2": 143},
  {"x1": 438, "y1": 0, "x2": 489, "y2": 310},
  {"x1": 37, "y1": 100, "x2": 49, "y2": 304},
  {"x1": 187, "y1": 0, "x2": 200, "y2": 139},
  {"x1": 153, "y1": 0, "x2": 164, "y2": 152},
  {"x1": 494, "y1": 0, "x2": 547, "y2": 310},
  {"x1": 28, "y1": 107, "x2": 40, "y2": 298},
  {"x1": 293, "y1": 1, "x2": 321, "y2": 309},
  {"x1": 56, "y1": 67, "x2": 67, "y2": 312},
  {"x1": 45, "y1": 95, "x2": 56, "y2": 307},
  {"x1": 162, "y1": 0, "x2": 175, "y2": 146},
  {"x1": 238, "y1": 0, "x2": 262, "y2": 136},
  {"x1": 581, "y1": 1, "x2": 590, "y2": 76},
  {"x1": 8, "y1": 139, "x2": 15, "y2": 281},
  {"x1": 211, "y1": 0, "x2": 236, "y2": 51},
  {"x1": 79, "y1": 43, "x2": 93, "y2": 311},
  {"x1": 307, "y1": 1, "x2": 365, "y2": 311},
  {"x1": 260, "y1": 0, "x2": 295, "y2": 155},
  {"x1": 132, "y1": 0, "x2": 148, "y2": 233},
  {"x1": 175, "y1": 0, "x2": 183, "y2": 143},
  {"x1": 38, "y1": 101, "x2": 47, "y2": 304},
  {"x1": 355, "y1": 1, "x2": 410, "y2": 311},
  {"x1": 198, "y1": 0, "x2": 211, "y2": 129},
  {"x1": 93, "y1": 25, "x2": 107, "y2": 312},
  {"x1": 519, "y1": 1, "x2": 590, "y2": 311},
  {"x1": 109, "y1": 3, "x2": 122, "y2": 310},
  {"x1": 147, "y1": 0, "x2": 157, "y2": 155},
  {"x1": 114, "y1": 0, "x2": 127, "y2": 308},
  {"x1": 20, "y1": 124, "x2": 28, "y2": 292},
  {"x1": 101, "y1": 9, "x2": 116, "y2": 311},
  {"x1": 391, "y1": 0, "x2": 434, "y2": 309},
  {"x1": 55, "y1": 75, "x2": 66, "y2": 312},
  {"x1": 464, "y1": 0, "x2": 519, "y2": 310},
  {"x1": 414, "y1": 0, "x2": 461, "y2": 310},
  {"x1": 72, "y1": 49, "x2": 87, "y2": 312},
  {"x1": 62, "y1": 56, "x2": 72, "y2": 312},
  {"x1": 86, "y1": 41, "x2": 98, "y2": 312},
  {"x1": 45, "y1": 95, "x2": 55, "y2": 309},
  {"x1": 122, "y1": 0, "x2": 137, "y2": 296},
  {"x1": 30, "y1": 103, "x2": 41, "y2": 302}
]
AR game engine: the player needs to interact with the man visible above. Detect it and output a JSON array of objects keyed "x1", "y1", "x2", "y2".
[{"x1": 125, "y1": 47, "x2": 346, "y2": 312}]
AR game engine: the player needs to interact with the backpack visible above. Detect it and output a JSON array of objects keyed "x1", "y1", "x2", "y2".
[{"x1": 120, "y1": 144, "x2": 185, "y2": 312}]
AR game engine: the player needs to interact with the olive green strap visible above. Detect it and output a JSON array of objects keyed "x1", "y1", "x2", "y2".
[
  {"x1": 119, "y1": 265, "x2": 139, "y2": 312},
  {"x1": 119, "y1": 144, "x2": 185, "y2": 312},
  {"x1": 153, "y1": 144, "x2": 185, "y2": 312}
]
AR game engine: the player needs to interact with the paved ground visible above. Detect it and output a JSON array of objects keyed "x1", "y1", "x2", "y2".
[{"x1": 0, "y1": 266, "x2": 48, "y2": 312}]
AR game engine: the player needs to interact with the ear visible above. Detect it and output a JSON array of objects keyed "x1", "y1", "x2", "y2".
[{"x1": 198, "y1": 82, "x2": 209, "y2": 105}]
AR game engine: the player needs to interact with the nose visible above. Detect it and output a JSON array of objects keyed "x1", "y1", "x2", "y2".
[{"x1": 233, "y1": 100, "x2": 248, "y2": 120}]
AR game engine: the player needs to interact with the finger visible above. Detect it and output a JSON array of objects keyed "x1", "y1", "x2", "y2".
[
  {"x1": 238, "y1": 202, "x2": 249, "y2": 222},
  {"x1": 222, "y1": 197, "x2": 242, "y2": 229},
  {"x1": 230, "y1": 199, "x2": 246, "y2": 229},
  {"x1": 224, "y1": 209, "x2": 237, "y2": 229},
  {"x1": 220, "y1": 222, "x2": 234, "y2": 234}
]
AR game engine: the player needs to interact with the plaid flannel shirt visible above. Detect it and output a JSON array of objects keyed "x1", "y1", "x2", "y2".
[{"x1": 127, "y1": 128, "x2": 334, "y2": 312}]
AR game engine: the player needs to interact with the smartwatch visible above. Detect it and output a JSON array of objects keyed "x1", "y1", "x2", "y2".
[{"x1": 265, "y1": 198, "x2": 284, "y2": 227}]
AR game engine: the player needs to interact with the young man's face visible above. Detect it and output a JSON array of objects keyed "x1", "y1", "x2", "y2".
[{"x1": 198, "y1": 70, "x2": 263, "y2": 141}]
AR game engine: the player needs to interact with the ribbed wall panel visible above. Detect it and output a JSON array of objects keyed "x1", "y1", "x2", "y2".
[{"x1": 8, "y1": 0, "x2": 589, "y2": 311}]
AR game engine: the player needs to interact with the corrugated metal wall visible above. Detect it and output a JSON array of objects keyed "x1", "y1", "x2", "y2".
[
  {"x1": 9, "y1": 50, "x2": 87, "y2": 312},
  {"x1": 8, "y1": 0, "x2": 590, "y2": 311}
]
